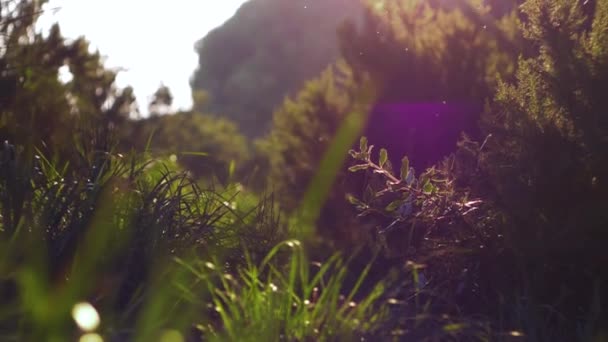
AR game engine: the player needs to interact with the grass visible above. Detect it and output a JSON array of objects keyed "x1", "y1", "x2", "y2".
[
  {"x1": 0, "y1": 128, "x2": 397, "y2": 341},
  {"x1": 174, "y1": 240, "x2": 388, "y2": 341},
  {"x1": 0, "y1": 139, "x2": 290, "y2": 340}
]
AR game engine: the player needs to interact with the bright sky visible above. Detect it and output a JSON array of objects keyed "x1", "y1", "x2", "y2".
[{"x1": 37, "y1": 0, "x2": 248, "y2": 114}]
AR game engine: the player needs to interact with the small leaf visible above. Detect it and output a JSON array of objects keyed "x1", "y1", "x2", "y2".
[
  {"x1": 385, "y1": 200, "x2": 402, "y2": 212},
  {"x1": 383, "y1": 159, "x2": 394, "y2": 174},
  {"x1": 419, "y1": 174, "x2": 430, "y2": 189},
  {"x1": 405, "y1": 168, "x2": 415, "y2": 185},
  {"x1": 363, "y1": 185, "x2": 375, "y2": 202},
  {"x1": 179, "y1": 151, "x2": 209, "y2": 157},
  {"x1": 379, "y1": 148, "x2": 388, "y2": 168},
  {"x1": 422, "y1": 180, "x2": 433, "y2": 194},
  {"x1": 359, "y1": 136, "x2": 368, "y2": 152},
  {"x1": 228, "y1": 160, "x2": 236, "y2": 178},
  {"x1": 443, "y1": 323, "x2": 466, "y2": 333},
  {"x1": 346, "y1": 194, "x2": 364, "y2": 206},
  {"x1": 400, "y1": 157, "x2": 409, "y2": 181},
  {"x1": 348, "y1": 164, "x2": 369, "y2": 172}
]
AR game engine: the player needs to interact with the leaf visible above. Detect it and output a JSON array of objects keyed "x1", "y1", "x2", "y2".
[
  {"x1": 348, "y1": 164, "x2": 369, "y2": 172},
  {"x1": 346, "y1": 194, "x2": 365, "y2": 207},
  {"x1": 419, "y1": 174, "x2": 430, "y2": 190},
  {"x1": 405, "y1": 168, "x2": 415, "y2": 185},
  {"x1": 379, "y1": 148, "x2": 388, "y2": 168},
  {"x1": 443, "y1": 323, "x2": 466, "y2": 333},
  {"x1": 385, "y1": 200, "x2": 402, "y2": 212},
  {"x1": 400, "y1": 157, "x2": 410, "y2": 181},
  {"x1": 359, "y1": 136, "x2": 368, "y2": 152},
  {"x1": 145, "y1": 128, "x2": 156, "y2": 154},
  {"x1": 422, "y1": 180, "x2": 433, "y2": 194},
  {"x1": 228, "y1": 160, "x2": 236, "y2": 179},
  {"x1": 179, "y1": 151, "x2": 209, "y2": 157}
]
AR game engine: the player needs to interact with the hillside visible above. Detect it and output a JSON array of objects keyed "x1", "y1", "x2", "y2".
[{"x1": 190, "y1": 0, "x2": 363, "y2": 137}]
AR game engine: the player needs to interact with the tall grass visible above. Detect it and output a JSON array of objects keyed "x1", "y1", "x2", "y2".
[
  {"x1": 0, "y1": 138, "x2": 291, "y2": 340},
  {"x1": 174, "y1": 240, "x2": 388, "y2": 341}
]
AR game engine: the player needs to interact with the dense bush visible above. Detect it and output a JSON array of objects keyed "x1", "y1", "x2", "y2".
[
  {"x1": 342, "y1": 1, "x2": 608, "y2": 339},
  {"x1": 471, "y1": 0, "x2": 608, "y2": 336}
]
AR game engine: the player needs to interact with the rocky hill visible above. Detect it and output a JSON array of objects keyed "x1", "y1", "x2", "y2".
[{"x1": 190, "y1": 0, "x2": 363, "y2": 137}]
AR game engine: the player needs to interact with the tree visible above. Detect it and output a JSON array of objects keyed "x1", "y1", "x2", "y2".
[
  {"x1": 0, "y1": 0, "x2": 136, "y2": 164},
  {"x1": 338, "y1": 0, "x2": 522, "y2": 168},
  {"x1": 257, "y1": 61, "x2": 371, "y2": 245},
  {"x1": 148, "y1": 83, "x2": 173, "y2": 116}
]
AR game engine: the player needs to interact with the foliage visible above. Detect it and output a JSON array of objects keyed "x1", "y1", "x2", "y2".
[
  {"x1": 339, "y1": 2, "x2": 608, "y2": 339},
  {"x1": 148, "y1": 84, "x2": 174, "y2": 116},
  {"x1": 0, "y1": 137, "x2": 287, "y2": 340},
  {"x1": 0, "y1": 0, "x2": 135, "y2": 162},
  {"x1": 178, "y1": 240, "x2": 390, "y2": 341},
  {"x1": 338, "y1": 0, "x2": 523, "y2": 168},
  {"x1": 467, "y1": 0, "x2": 608, "y2": 336},
  {"x1": 121, "y1": 111, "x2": 250, "y2": 183},
  {"x1": 347, "y1": 137, "x2": 482, "y2": 258},
  {"x1": 257, "y1": 61, "x2": 361, "y2": 211},
  {"x1": 366, "y1": 0, "x2": 608, "y2": 338},
  {"x1": 260, "y1": 0, "x2": 521, "y2": 248}
]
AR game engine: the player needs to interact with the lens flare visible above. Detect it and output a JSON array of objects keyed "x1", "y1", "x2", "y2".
[
  {"x1": 79, "y1": 333, "x2": 103, "y2": 342},
  {"x1": 72, "y1": 302, "x2": 100, "y2": 332},
  {"x1": 160, "y1": 330, "x2": 184, "y2": 342}
]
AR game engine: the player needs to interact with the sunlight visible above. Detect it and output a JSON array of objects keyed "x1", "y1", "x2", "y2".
[
  {"x1": 38, "y1": 0, "x2": 249, "y2": 113},
  {"x1": 79, "y1": 333, "x2": 104, "y2": 342},
  {"x1": 372, "y1": 0, "x2": 386, "y2": 11},
  {"x1": 160, "y1": 330, "x2": 184, "y2": 342},
  {"x1": 72, "y1": 302, "x2": 100, "y2": 332},
  {"x1": 57, "y1": 65, "x2": 73, "y2": 84}
]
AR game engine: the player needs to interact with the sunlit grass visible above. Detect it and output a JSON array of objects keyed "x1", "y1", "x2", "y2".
[{"x1": 174, "y1": 240, "x2": 388, "y2": 341}]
